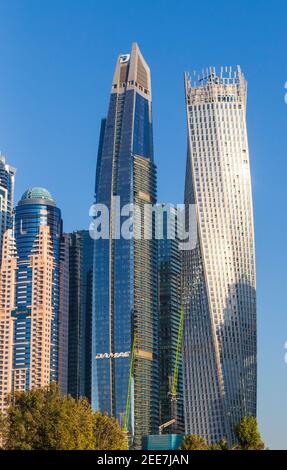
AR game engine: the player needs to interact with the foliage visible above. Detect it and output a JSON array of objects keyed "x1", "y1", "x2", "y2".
[
  {"x1": 235, "y1": 416, "x2": 265, "y2": 450},
  {"x1": 0, "y1": 383, "x2": 127, "y2": 450},
  {"x1": 0, "y1": 390, "x2": 262, "y2": 452},
  {"x1": 209, "y1": 439, "x2": 229, "y2": 450},
  {"x1": 94, "y1": 412, "x2": 127, "y2": 450},
  {"x1": 180, "y1": 434, "x2": 209, "y2": 450},
  {"x1": 180, "y1": 416, "x2": 264, "y2": 451}
]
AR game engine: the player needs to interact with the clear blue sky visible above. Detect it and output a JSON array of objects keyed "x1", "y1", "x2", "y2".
[{"x1": 0, "y1": 0, "x2": 286, "y2": 449}]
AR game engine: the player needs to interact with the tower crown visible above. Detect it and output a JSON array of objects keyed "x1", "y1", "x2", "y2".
[
  {"x1": 20, "y1": 187, "x2": 56, "y2": 206},
  {"x1": 111, "y1": 42, "x2": 151, "y2": 99}
]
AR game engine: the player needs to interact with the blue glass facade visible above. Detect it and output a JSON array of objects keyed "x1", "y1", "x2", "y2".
[
  {"x1": 68, "y1": 230, "x2": 93, "y2": 400},
  {"x1": 0, "y1": 155, "x2": 16, "y2": 262},
  {"x1": 92, "y1": 44, "x2": 158, "y2": 448}
]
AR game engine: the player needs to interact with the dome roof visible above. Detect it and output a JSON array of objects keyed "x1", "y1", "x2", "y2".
[{"x1": 20, "y1": 187, "x2": 55, "y2": 204}]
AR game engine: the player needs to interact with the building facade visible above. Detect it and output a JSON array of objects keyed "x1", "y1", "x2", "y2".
[
  {"x1": 0, "y1": 187, "x2": 68, "y2": 412},
  {"x1": 92, "y1": 43, "x2": 158, "y2": 448},
  {"x1": 0, "y1": 154, "x2": 16, "y2": 262},
  {"x1": 183, "y1": 67, "x2": 257, "y2": 445},
  {"x1": 157, "y1": 205, "x2": 184, "y2": 434},
  {"x1": 59, "y1": 233, "x2": 69, "y2": 395},
  {"x1": 67, "y1": 230, "x2": 93, "y2": 401}
]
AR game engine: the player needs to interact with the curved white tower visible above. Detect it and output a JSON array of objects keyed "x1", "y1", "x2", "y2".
[{"x1": 183, "y1": 67, "x2": 256, "y2": 445}]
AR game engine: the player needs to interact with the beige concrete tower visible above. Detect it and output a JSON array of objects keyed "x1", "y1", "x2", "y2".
[
  {"x1": 0, "y1": 229, "x2": 17, "y2": 413},
  {"x1": 183, "y1": 67, "x2": 256, "y2": 445},
  {"x1": 29, "y1": 226, "x2": 54, "y2": 389},
  {"x1": 0, "y1": 188, "x2": 68, "y2": 412}
]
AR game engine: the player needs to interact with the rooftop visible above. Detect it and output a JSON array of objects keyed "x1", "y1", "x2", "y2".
[{"x1": 20, "y1": 187, "x2": 56, "y2": 206}]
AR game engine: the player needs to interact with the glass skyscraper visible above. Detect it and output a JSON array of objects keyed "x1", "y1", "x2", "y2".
[
  {"x1": 92, "y1": 43, "x2": 158, "y2": 448},
  {"x1": 183, "y1": 67, "x2": 257, "y2": 445},
  {"x1": 0, "y1": 187, "x2": 68, "y2": 412},
  {"x1": 0, "y1": 154, "x2": 16, "y2": 263},
  {"x1": 68, "y1": 230, "x2": 93, "y2": 401}
]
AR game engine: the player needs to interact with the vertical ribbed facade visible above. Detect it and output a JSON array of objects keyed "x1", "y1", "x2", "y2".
[
  {"x1": 0, "y1": 155, "x2": 16, "y2": 263},
  {"x1": 183, "y1": 67, "x2": 257, "y2": 445},
  {"x1": 67, "y1": 230, "x2": 93, "y2": 401},
  {"x1": 0, "y1": 188, "x2": 66, "y2": 412},
  {"x1": 92, "y1": 43, "x2": 158, "y2": 448},
  {"x1": 157, "y1": 205, "x2": 184, "y2": 434}
]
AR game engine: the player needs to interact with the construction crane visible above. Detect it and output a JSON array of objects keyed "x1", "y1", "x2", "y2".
[
  {"x1": 166, "y1": 272, "x2": 201, "y2": 429},
  {"x1": 123, "y1": 335, "x2": 137, "y2": 433},
  {"x1": 159, "y1": 419, "x2": 176, "y2": 435},
  {"x1": 163, "y1": 305, "x2": 185, "y2": 433},
  {"x1": 170, "y1": 305, "x2": 185, "y2": 399}
]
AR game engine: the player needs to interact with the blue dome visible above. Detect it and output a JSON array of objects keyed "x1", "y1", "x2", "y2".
[{"x1": 20, "y1": 187, "x2": 55, "y2": 204}]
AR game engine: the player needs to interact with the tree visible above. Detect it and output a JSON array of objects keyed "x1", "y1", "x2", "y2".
[
  {"x1": 235, "y1": 416, "x2": 264, "y2": 450},
  {"x1": 0, "y1": 411, "x2": 7, "y2": 449},
  {"x1": 94, "y1": 412, "x2": 127, "y2": 450},
  {"x1": 180, "y1": 434, "x2": 209, "y2": 450},
  {"x1": 0, "y1": 383, "x2": 127, "y2": 450},
  {"x1": 180, "y1": 416, "x2": 265, "y2": 451},
  {"x1": 209, "y1": 439, "x2": 229, "y2": 450}
]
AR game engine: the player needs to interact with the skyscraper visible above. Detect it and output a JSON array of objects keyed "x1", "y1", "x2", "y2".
[
  {"x1": 67, "y1": 230, "x2": 93, "y2": 401},
  {"x1": 0, "y1": 187, "x2": 68, "y2": 412},
  {"x1": 59, "y1": 233, "x2": 70, "y2": 395},
  {"x1": 92, "y1": 43, "x2": 158, "y2": 448},
  {"x1": 157, "y1": 205, "x2": 184, "y2": 434},
  {"x1": 0, "y1": 154, "x2": 16, "y2": 262},
  {"x1": 183, "y1": 67, "x2": 256, "y2": 445}
]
